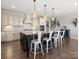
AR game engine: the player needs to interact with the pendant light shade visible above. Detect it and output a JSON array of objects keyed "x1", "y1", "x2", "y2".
[
  {"x1": 23, "y1": 14, "x2": 27, "y2": 24},
  {"x1": 33, "y1": 0, "x2": 36, "y2": 2}
]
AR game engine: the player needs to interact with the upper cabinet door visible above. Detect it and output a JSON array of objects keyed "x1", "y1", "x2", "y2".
[
  {"x1": 1, "y1": 14, "x2": 8, "y2": 26},
  {"x1": 8, "y1": 15, "x2": 14, "y2": 25},
  {"x1": 14, "y1": 16, "x2": 19, "y2": 25},
  {"x1": 18, "y1": 16, "x2": 23, "y2": 26}
]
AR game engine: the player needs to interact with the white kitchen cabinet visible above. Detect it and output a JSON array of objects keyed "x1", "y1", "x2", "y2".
[
  {"x1": 1, "y1": 32, "x2": 7, "y2": 42},
  {"x1": 18, "y1": 16, "x2": 23, "y2": 26},
  {"x1": 1, "y1": 31, "x2": 20, "y2": 42},
  {"x1": 14, "y1": 16, "x2": 19, "y2": 25},
  {"x1": 6, "y1": 32, "x2": 14, "y2": 41},
  {"x1": 1, "y1": 14, "x2": 8, "y2": 26},
  {"x1": 13, "y1": 31, "x2": 20, "y2": 40},
  {"x1": 8, "y1": 15, "x2": 14, "y2": 25}
]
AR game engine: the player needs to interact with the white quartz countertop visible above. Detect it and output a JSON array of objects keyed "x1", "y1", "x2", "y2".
[{"x1": 21, "y1": 31, "x2": 38, "y2": 35}]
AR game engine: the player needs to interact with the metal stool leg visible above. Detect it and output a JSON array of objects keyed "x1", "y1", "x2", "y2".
[
  {"x1": 50, "y1": 41, "x2": 53, "y2": 50},
  {"x1": 60, "y1": 37, "x2": 63, "y2": 45},
  {"x1": 30, "y1": 42, "x2": 32, "y2": 56},
  {"x1": 46, "y1": 41, "x2": 48, "y2": 53},
  {"x1": 40, "y1": 43, "x2": 44, "y2": 55},
  {"x1": 54, "y1": 39, "x2": 57, "y2": 48},
  {"x1": 34, "y1": 43, "x2": 36, "y2": 59}
]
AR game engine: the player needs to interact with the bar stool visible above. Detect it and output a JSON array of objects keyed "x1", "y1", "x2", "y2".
[
  {"x1": 30, "y1": 31, "x2": 44, "y2": 59},
  {"x1": 42, "y1": 31, "x2": 53, "y2": 53},
  {"x1": 52, "y1": 30, "x2": 61, "y2": 48},
  {"x1": 60, "y1": 30, "x2": 65, "y2": 45}
]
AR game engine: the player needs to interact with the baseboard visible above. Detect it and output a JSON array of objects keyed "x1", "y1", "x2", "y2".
[
  {"x1": 70, "y1": 35, "x2": 78, "y2": 40},
  {"x1": 1, "y1": 39, "x2": 20, "y2": 43}
]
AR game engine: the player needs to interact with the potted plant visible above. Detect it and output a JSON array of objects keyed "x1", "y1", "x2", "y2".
[{"x1": 72, "y1": 18, "x2": 77, "y2": 27}]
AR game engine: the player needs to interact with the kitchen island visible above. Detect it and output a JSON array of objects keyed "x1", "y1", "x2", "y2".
[{"x1": 20, "y1": 31, "x2": 49, "y2": 57}]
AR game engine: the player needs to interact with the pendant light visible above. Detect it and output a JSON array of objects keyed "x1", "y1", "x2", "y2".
[
  {"x1": 32, "y1": 0, "x2": 37, "y2": 39},
  {"x1": 50, "y1": 8, "x2": 57, "y2": 30},
  {"x1": 52, "y1": 8, "x2": 55, "y2": 21},
  {"x1": 32, "y1": 0, "x2": 37, "y2": 31},
  {"x1": 44, "y1": 4, "x2": 47, "y2": 20},
  {"x1": 32, "y1": 0, "x2": 37, "y2": 18}
]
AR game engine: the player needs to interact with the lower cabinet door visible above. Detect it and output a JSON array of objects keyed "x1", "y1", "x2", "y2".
[
  {"x1": 1, "y1": 32, "x2": 7, "y2": 42},
  {"x1": 6, "y1": 32, "x2": 14, "y2": 41},
  {"x1": 13, "y1": 32, "x2": 20, "y2": 40}
]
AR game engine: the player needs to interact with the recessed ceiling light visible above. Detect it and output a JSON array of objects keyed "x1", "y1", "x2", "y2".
[
  {"x1": 74, "y1": 2, "x2": 77, "y2": 6},
  {"x1": 12, "y1": 5, "x2": 15, "y2": 8}
]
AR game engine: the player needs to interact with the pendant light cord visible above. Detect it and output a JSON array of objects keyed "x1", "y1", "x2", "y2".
[
  {"x1": 33, "y1": 0, "x2": 36, "y2": 12},
  {"x1": 34, "y1": 1, "x2": 35, "y2": 11},
  {"x1": 44, "y1": 5, "x2": 47, "y2": 16},
  {"x1": 52, "y1": 8, "x2": 54, "y2": 17}
]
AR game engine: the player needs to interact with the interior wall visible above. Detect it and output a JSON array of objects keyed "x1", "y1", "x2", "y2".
[{"x1": 57, "y1": 12, "x2": 78, "y2": 39}]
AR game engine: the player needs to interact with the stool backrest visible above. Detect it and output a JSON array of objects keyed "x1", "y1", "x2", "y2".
[
  {"x1": 49, "y1": 31, "x2": 53, "y2": 40},
  {"x1": 54, "y1": 30, "x2": 61, "y2": 38},
  {"x1": 60, "y1": 30, "x2": 65, "y2": 37},
  {"x1": 38, "y1": 31, "x2": 42, "y2": 42}
]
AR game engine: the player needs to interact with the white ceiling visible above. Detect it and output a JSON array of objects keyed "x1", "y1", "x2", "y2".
[{"x1": 1, "y1": 0, "x2": 78, "y2": 17}]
